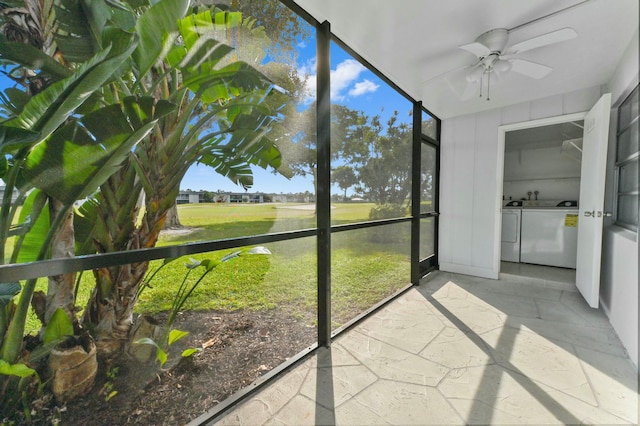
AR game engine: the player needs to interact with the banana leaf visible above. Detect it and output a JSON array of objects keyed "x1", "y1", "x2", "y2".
[
  {"x1": 23, "y1": 97, "x2": 176, "y2": 205},
  {"x1": 0, "y1": 35, "x2": 71, "y2": 81},
  {"x1": 11, "y1": 190, "x2": 49, "y2": 264},
  {"x1": 1, "y1": 32, "x2": 137, "y2": 140},
  {"x1": 133, "y1": 0, "x2": 190, "y2": 77}
]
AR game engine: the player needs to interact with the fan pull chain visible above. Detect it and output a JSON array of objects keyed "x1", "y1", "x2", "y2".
[
  {"x1": 479, "y1": 71, "x2": 483, "y2": 98},
  {"x1": 486, "y1": 69, "x2": 491, "y2": 101}
]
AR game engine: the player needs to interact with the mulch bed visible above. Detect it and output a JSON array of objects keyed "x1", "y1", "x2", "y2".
[{"x1": 29, "y1": 308, "x2": 317, "y2": 425}]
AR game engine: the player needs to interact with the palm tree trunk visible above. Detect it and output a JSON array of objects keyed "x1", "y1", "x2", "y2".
[
  {"x1": 84, "y1": 260, "x2": 150, "y2": 356},
  {"x1": 82, "y1": 184, "x2": 169, "y2": 357},
  {"x1": 44, "y1": 198, "x2": 77, "y2": 327}
]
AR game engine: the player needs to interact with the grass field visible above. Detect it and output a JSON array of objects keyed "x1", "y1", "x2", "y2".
[{"x1": 25, "y1": 202, "x2": 413, "y2": 333}]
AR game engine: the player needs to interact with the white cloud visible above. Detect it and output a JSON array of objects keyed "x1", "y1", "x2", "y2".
[
  {"x1": 348, "y1": 79, "x2": 379, "y2": 97},
  {"x1": 298, "y1": 58, "x2": 376, "y2": 104},
  {"x1": 330, "y1": 59, "x2": 366, "y2": 101}
]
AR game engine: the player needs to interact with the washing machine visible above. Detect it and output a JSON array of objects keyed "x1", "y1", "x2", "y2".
[
  {"x1": 501, "y1": 200, "x2": 522, "y2": 263},
  {"x1": 520, "y1": 200, "x2": 579, "y2": 268}
]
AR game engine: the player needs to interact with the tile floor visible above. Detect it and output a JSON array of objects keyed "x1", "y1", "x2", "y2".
[
  {"x1": 499, "y1": 262, "x2": 577, "y2": 292},
  {"x1": 206, "y1": 271, "x2": 638, "y2": 425}
]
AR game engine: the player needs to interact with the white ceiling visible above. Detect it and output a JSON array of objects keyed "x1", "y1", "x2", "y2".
[{"x1": 292, "y1": 0, "x2": 639, "y2": 119}]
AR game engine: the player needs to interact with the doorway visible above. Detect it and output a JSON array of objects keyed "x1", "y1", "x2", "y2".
[
  {"x1": 496, "y1": 112, "x2": 587, "y2": 290},
  {"x1": 419, "y1": 138, "x2": 439, "y2": 276}
]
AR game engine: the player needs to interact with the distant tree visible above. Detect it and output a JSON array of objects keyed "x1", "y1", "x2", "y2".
[
  {"x1": 353, "y1": 111, "x2": 413, "y2": 205},
  {"x1": 276, "y1": 105, "x2": 317, "y2": 192},
  {"x1": 421, "y1": 117, "x2": 437, "y2": 140},
  {"x1": 163, "y1": 204, "x2": 183, "y2": 229},
  {"x1": 279, "y1": 104, "x2": 375, "y2": 196},
  {"x1": 324, "y1": 107, "x2": 412, "y2": 206},
  {"x1": 332, "y1": 165, "x2": 357, "y2": 201}
]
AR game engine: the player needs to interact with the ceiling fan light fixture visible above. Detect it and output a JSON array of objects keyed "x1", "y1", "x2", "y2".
[{"x1": 493, "y1": 59, "x2": 512, "y2": 73}]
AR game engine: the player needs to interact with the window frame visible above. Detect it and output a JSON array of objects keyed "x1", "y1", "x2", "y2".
[{"x1": 614, "y1": 84, "x2": 639, "y2": 232}]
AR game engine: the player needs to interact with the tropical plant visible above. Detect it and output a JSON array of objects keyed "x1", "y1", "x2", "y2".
[
  {"x1": 72, "y1": 3, "x2": 290, "y2": 357},
  {"x1": 0, "y1": 3, "x2": 177, "y2": 417},
  {"x1": 0, "y1": 0, "x2": 292, "y2": 417},
  {"x1": 1, "y1": 0, "x2": 288, "y2": 353},
  {"x1": 134, "y1": 247, "x2": 272, "y2": 367},
  {"x1": 0, "y1": 0, "x2": 158, "y2": 365}
]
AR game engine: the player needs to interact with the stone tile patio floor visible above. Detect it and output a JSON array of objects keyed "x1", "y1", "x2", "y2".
[{"x1": 209, "y1": 271, "x2": 638, "y2": 425}]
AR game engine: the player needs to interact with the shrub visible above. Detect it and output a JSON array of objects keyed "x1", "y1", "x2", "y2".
[{"x1": 368, "y1": 203, "x2": 407, "y2": 220}]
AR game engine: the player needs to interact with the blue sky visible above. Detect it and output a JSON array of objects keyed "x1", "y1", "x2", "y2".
[
  {"x1": 0, "y1": 35, "x2": 413, "y2": 196},
  {"x1": 182, "y1": 40, "x2": 413, "y2": 194}
]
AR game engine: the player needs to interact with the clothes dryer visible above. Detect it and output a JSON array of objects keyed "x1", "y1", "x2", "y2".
[{"x1": 501, "y1": 200, "x2": 522, "y2": 263}]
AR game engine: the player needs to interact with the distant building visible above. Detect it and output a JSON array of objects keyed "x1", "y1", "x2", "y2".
[
  {"x1": 176, "y1": 190, "x2": 205, "y2": 204},
  {"x1": 176, "y1": 190, "x2": 286, "y2": 204}
]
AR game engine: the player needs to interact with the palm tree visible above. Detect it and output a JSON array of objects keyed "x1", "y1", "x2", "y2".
[
  {"x1": 72, "y1": 2, "x2": 290, "y2": 357},
  {"x1": 0, "y1": 0, "x2": 150, "y2": 364}
]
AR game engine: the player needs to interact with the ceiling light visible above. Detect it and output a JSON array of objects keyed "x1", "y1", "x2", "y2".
[{"x1": 493, "y1": 59, "x2": 512, "y2": 73}]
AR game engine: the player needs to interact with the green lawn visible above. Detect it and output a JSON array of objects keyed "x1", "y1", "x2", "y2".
[{"x1": 25, "y1": 202, "x2": 413, "y2": 334}]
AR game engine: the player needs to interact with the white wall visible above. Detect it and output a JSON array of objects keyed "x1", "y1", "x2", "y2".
[
  {"x1": 503, "y1": 144, "x2": 582, "y2": 202},
  {"x1": 600, "y1": 28, "x2": 639, "y2": 369},
  {"x1": 440, "y1": 85, "x2": 602, "y2": 279}
]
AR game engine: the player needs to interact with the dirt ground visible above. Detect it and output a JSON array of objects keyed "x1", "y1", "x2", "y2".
[{"x1": 29, "y1": 308, "x2": 317, "y2": 425}]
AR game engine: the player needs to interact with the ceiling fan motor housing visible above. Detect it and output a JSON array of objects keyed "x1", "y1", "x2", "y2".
[{"x1": 475, "y1": 28, "x2": 509, "y2": 55}]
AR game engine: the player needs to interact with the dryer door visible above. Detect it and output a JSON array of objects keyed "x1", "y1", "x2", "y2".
[
  {"x1": 501, "y1": 210, "x2": 521, "y2": 262},
  {"x1": 501, "y1": 211, "x2": 519, "y2": 243}
]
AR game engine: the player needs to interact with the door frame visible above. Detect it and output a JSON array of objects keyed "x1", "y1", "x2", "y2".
[{"x1": 493, "y1": 112, "x2": 587, "y2": 277}]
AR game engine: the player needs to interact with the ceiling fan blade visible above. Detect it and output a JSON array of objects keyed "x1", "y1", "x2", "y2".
[
  {"x1": 458, "y1": 42, "x2": 491, "y2": 58},
  {"x1": 422, "y1": 64, "x2": 470, "y2": 84},
  {"x1": 460, "y1": 81, "x2": 480, "y2": 100},
  {"x1": 507, "y1": 28, "x2": 577, "y2": 54},
  {"x1": 444, "y1": 68, "x2": 480, "y2": 100},
  {"x1": 509, "y1": 58, "x2": 552, "y2": 79}
]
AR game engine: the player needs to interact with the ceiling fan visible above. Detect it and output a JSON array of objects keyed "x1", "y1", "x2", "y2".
[{"x1": 448, "y1": 27, "x2": 577, "y2": 100}]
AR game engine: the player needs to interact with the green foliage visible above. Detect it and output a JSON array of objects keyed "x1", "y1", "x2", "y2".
[
  {"x1": 1, "y1": 0, "x2": 291, "y2": 369},
  {"x1": 368, "y1": 203, "x2": 408, "y2": 220},
  {"x1": 24, "y1": 98, "x2": 174, "y2": 205},
  {"x1": 134, "y1": 329, "x2": 196, "y2": 367},
  {"x1": 163, "y1": 247, "x2": 271, "y2": 332},
  {"x1": 43, "y1": 308, "x2": 74, "y2": 345},
  {"x1": 0, "y1": 359, "x2": 37, "y2": 379},
  {"x1": 0, "y1": 1, "x2": 299, "y2": 420},
  {"x1": 136, "y1": 247, "x2": 271, "y2": 368},
  {"x1": 367, "y1": 203, "x2": 410, "y2": 244},
  {"x1": 12, "y1": 190, "x2": 49, "y2": 264},
  {"x1": 0, "y1": 359, "x2": 41, "y2": 423},
  {"x1": 99, "y1": 366, "x2": 119, "y2": 402},
  {"x1": 333, "y1": 165, "x2": 357, "y2": 200}
]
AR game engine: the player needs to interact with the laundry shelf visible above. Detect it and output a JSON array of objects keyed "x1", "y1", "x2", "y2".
[{"x1": 504, "y1": 176, "x2": 580, "y2": 182}]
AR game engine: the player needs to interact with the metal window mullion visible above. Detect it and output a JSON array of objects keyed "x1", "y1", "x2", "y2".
[
  {"x1": 0, "y1": 229, "x2": 317, "y2": 283},
  {"x1": 411, "y1": 101, "x2": 422, "y2": 285},
  {"x1": 616, "y1": 115, "x2": 639, "y2": 136},
  {"x1": 615, "y1": 152, "x2": 639, "y2": 167},
  {"x1": 316, "y1": 20, "x2": 332, "y2": 348}
]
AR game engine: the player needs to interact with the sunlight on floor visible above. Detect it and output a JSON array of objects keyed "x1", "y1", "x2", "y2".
[{"x1": 208, "y1": 271, "x2": 638, "y2": 426}]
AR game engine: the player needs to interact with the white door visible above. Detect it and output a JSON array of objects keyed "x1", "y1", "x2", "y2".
[{"x1": 576, "y1": 93, "x2": 611, "y2": 308}]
